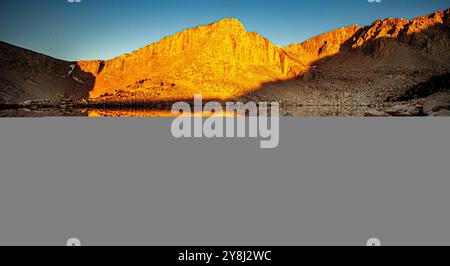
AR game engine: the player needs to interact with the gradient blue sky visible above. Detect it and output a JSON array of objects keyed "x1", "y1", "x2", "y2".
[{"x1": 0, "y1": 0, "x2": 449, "y2": 61}]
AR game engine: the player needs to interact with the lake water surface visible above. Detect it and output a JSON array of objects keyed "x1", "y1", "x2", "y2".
[{"x1": 0, "y1": 105, "x2": 369, "y2": 117}]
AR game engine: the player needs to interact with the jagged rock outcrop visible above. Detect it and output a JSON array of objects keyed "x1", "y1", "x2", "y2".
[
  {"x1": 350, "y1": 9, "x2": 450, "y2": 59},
  {"x1": 285, "y1": 8, "x2": 450, "y2": 61}
]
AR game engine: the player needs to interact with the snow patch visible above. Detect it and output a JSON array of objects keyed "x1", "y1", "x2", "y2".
[{"x1": 67, "y1": 64, "x2": 76, "y2": 76}]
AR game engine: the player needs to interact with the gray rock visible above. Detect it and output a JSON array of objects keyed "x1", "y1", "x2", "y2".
[
  {"x1": 364, "y1": 109, "x2": 390, "y2": 117},
  {"x1": 406, "y1": 107, "x2": 421, "y2": 116},
  {"x1": 385, "y1": 105, "x2": 420, "y2": 116}
]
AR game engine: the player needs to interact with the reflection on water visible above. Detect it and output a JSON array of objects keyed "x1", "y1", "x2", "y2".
[
  {"x1": 0, "y1": 106, "x2": 369, "y2": 117},
  {"x1": 88, "y1": 109, "x2": 237, "y2": 117}
]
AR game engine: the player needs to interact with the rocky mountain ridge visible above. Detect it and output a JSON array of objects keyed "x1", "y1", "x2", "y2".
[{"x1": 1, "y1": 8, "x2": 449, "y2": 108}]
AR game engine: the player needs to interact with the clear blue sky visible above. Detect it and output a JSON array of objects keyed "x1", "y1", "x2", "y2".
[{"x1": 0, "y1": 0, "x2": 448, "y2": 61}]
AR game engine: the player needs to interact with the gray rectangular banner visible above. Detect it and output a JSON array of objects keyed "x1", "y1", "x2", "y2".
[{"x1": 0, "y1": 118, "x2": 449, "y2": 246}]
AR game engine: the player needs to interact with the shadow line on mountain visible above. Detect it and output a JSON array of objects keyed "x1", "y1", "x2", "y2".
[{"x1": 239, "y1": 23, "x2": 450, "y2": 106}]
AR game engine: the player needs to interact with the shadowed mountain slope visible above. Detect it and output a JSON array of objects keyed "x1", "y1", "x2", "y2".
[
  {"x1": 244, "y1": 8, "x2": 450, "y2": 106},
  {"x1": 0, "y1": 41, "x2": 94, "y2": 104}
]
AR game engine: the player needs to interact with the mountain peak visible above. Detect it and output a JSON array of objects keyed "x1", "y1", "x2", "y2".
[
  {"x1": 211, "y1": 18, "x2": 246, "y2": 32},
  {"x1": 217, "y1": 17, "x2": 244, "y2": 26}
]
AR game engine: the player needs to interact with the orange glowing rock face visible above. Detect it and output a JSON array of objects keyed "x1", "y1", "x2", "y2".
[
  {"x1": 285, "y1": 25, "x2": 362, "y2": 59},
  {"x1": 77, "y1": 18, "x2": 310, "y2": 102},
  {"x1": 76, "y1": 9, "x2": 450, "y2": 103}
]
